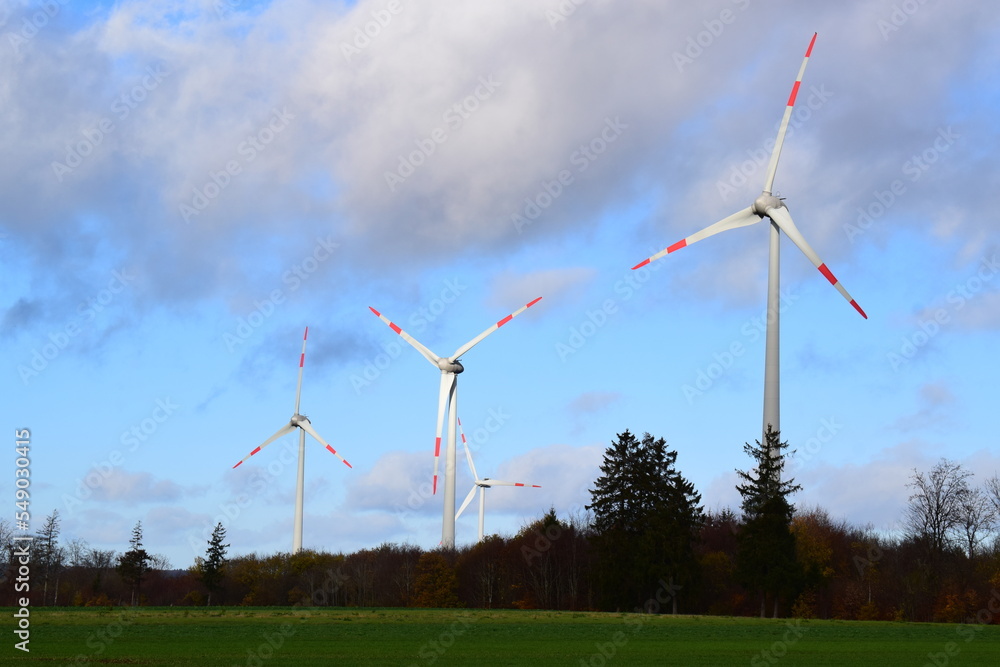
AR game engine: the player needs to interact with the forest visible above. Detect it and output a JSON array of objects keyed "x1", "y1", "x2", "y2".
[{"x1": 3, "y1": 430, "x2": 999, "y2": 625}]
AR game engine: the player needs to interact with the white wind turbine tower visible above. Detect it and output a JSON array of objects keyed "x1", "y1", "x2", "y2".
[
  {"x1": 370, "y1": 297, "x2": 542, "y2": 548},
  {"x1": 455, "y1": 418, "x2": 541, "y2": 542},
  {"x1": 633, "y1": 33, "x2": 866, "y2": 453},
  {"x1": 232, "y1": 327, "x2": 352, "y2": 553}
]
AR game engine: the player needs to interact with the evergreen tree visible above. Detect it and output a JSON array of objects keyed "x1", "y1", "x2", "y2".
[
  {"x1": 200, "y1": 522, "x2": 230, "y2": 605},
  {"x1": 117, "y1": 521, "x2": 150, "y2": 606},
  {"x1": 735, "y1": 427, "x2": 802, "y2": 617},
  {"x1": 587, "y1": 430, "x2": 702, "y2": 612}
]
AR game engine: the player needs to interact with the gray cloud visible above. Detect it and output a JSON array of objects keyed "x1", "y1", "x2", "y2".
[{"x1": 3, "y1": 1, "x2": 997, "y2": 333}]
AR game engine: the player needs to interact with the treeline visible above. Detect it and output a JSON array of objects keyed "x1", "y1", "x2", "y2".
[{"x1": 3, "y1": 431, "x2": 999, "y2": 624}]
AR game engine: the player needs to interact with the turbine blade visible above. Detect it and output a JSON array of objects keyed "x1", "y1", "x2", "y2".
[
  {"x1": 369, "y1": 307, "x2": 441, "y2": 366},
  {"x1": 762, "y1": 32, "x2": 817, "y2": 194},
  {"x1": 432, "y1": 373, "x2": 456, "y2": 494},
  {"x1": 458, "y1": 417, "x2": 478, "y2": 481},
  {"x1": 451, "y1": 297, "x2": 543, "y2": 360},
  {"x1": 232, "y1": 422, "x2": 295, "y2": 468},
  {"x1": 294, "y1": 327, "x2": 307, "y2": 414},
  {"x1": 299, "y1": 420, "x2": 353, "y2": 468},
  {"x1": 481, "y1": 480, "x2": 541, "y2": 488},
  {"x1": 456, "y1": 485, "x2": 478, "y2": 520},
  {"x1": 632, "y1": 207, "x2": 760, "y2": 269},
  {"x1": 767, "y1": 206, "x2": 867, "y2": 319}
]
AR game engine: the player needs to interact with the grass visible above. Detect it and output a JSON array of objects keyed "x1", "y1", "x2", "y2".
[{"x1": 4, "y1": 606, "x2": 999, "y2": 666}]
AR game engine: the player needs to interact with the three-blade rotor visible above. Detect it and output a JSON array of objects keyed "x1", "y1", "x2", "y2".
[
  {"x1": 369, "y1": 298, "x2": 542, "y2": 494},
  {"x1": 631, "y1": 33, "x2": 866, "y2": 319},
  {"x1": 232, "y1": 327, "x2": 353, "y2": 469},
  {"x1": 454, "y1": 418, "x2": 540, "y2": 540}
]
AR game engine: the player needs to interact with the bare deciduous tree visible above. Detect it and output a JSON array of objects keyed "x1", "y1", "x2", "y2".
[
  {"x1": 904, "y1": 459, "x2": 972, "y2": 557},
  {"x1": 957, "y1": 486, "x2": 997, "y2": 557},
  {"x1": 986, "y1": 475, "x2": 1000, "y2": 514}
]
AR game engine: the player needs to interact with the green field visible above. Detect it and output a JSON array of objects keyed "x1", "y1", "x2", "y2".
[{"x1": 5, "y1": 607, "x2": 998, "y2": 666}]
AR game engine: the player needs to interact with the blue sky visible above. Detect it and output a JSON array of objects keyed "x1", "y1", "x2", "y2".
[{"x1": 2, "y1": 0, "x2": 998, "y2": 568}]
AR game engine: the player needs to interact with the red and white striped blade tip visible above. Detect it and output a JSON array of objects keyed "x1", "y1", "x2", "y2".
[
  {"x1": 498, "y1": 297, "x2": 543, "y2": 327},
  {"x1": 632, "y1": 239, "x2": 689, "y2": 270},
  {"x1": 324, "y1": 444, "x2": 353, "y2": 468},
  {"x1": 816, "y1": 263, "x2": 868, "y2": 319},
  {"x1": 232, "y1": 445, "x2": 263, "y2": 469}
]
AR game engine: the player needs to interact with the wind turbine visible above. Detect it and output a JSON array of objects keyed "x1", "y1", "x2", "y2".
[
  {"x1": 632, "y1": 33, "x2": 866, "y2": 452},
  {"x1": 370, "y1": 297, "x2": 542, "y2": 548},
  {"x1": 232, "y1": 327, "x2": 352, "y2": 553},
  {"x1": 455, "y1": 418, "x2": 541, "y2": 542}
]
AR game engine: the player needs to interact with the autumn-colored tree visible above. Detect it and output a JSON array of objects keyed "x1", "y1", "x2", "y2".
[
  {"x1": 411, "y1": 552, "x2": 461, "y2": 608},
  {"x1": 790, "y1": 508, "x2": 838, "y2": 618}
]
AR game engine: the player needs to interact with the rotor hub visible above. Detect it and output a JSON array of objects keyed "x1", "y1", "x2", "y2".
[
  {"x1": 753, "y1": 193, "x2": 785, "y2": 217},
  {"x1": 290, "y1": 414, "x2": 310, "y2": 426}
]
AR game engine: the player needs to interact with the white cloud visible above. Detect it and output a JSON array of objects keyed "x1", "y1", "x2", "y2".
[
  {"x1": 488, "y1": 268, "x2": 597, "y2": 312},
  {"x1": 89, "y1": 468, "x2": 184, "y2": 503}
]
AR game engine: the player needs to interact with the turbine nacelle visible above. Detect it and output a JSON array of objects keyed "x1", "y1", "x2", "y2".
[
  {"x1": 290, "y1": 413, "x2": 311, "y2": 427},
  {"x1": 438, "y1": 358, "x2": 465, "y2": 374}
]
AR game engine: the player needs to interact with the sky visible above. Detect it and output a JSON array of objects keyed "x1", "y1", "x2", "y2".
[{"x1": 2, "y1": 0, "x2": 998, "y2": 569}]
